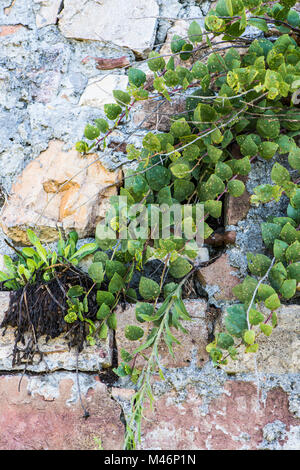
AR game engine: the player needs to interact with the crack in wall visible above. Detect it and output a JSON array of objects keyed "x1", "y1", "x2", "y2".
[
  {"x1": 55, "y1": 0, "x2": 65, "y2": 25},
  {"x1": 4, "y1": 0, "x2": 16, "y2": 16}
]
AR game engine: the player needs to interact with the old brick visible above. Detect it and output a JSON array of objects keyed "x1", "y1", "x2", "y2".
[
  {"x1": 0, "y1": 373, "x2": 124, "y2": 450},
  {"x1": 0, "y1": 25, "x2": 24, "y2": 37},
  {"x1": 224, "y1": 145, "x2": 250, "y2": 226},
  {"x1": 197, "y1": 254, "x2": 240, "y2": 301},
  {"x1": 225, "y1": 176, "x2": 251, "y2": 226},
  {"x1": 140, "y1": 381, "x2": 300, "y2": 450},
  {"x1": 115, "y1": 299, "x2": 210, "y2": 368}
]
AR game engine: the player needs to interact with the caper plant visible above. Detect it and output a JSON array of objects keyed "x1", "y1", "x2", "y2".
[
  {"x1": 72, "y1": 0, "x2": 300, "y2": 448},
  {"x1": 1, "y1": 0, "x2": 299, "y2": 450}
]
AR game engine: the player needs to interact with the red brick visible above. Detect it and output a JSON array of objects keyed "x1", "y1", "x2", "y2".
[
  {"x1": 141, "y1": 381, "x2": 300, "y2": 450},
  {"x1": 0, "y1": 25, "x2": 24, "y2": 37},
  {"x1": 0, "y1": 374, "x2": 124, "y2": 450},
  {"x1": 225, "y1": 176, "x2": 250, "y2": 226},
  {"x1": 197, "y1": 254, "x2": 240, "y2": 301},
  {"x1": 115, "y1": 300, "x2": 210, "y2": 369}
]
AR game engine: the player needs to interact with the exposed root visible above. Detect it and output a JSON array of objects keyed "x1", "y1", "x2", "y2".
[{"x1": 0, "y1": 266, "x2": 98, "y2": 367}]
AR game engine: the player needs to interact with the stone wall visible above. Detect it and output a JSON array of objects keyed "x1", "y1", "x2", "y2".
[
  {"x1": 0, "y1": 0, "x2": 299, "y2": 451},
  {"x1": 0, "y1": 0, "x2": 211, "y2": 251},
  {"x1": 0, "y1": 291, "x2": 299, "y2": 450}
]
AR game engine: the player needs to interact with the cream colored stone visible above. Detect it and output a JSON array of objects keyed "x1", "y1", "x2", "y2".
[
  {"x1": 221, "y1": 305, "x2": 300, "y2": 374},
  {"x1": 0, "y1": 292, "x2": 113, "y2": 372},
  {"x1": 160, "y1": 20, "x2": 207, "y2": 67},
  {"x1": 0, "y1": 140, "x2": 122, "y2": 244},
  {"x1": 35, "y1": 0, "x2": 62, "y2": 28},
  {"x1": 59, "y1": 0, "x2": 159, "y2": 55},
  {"x1": 79, "y1": 75, "x2": 128, "y2": 109}
]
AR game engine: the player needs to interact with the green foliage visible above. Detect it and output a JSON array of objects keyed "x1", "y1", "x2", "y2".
[
  {"x1": 208, "y1": 202, "x2": 299, "y2": 365},
  {"x1": 225, "y1": 304, "x2": 248, "y2": 338},
  {"x1": 169, "y1": 257, "x2": 193, "y2": 278},
  {"x1": 125, "y1": 325, "x2": 144, "y2": 341},
  {"x1": 128, "y1": 68, "x2": 146, "y2": 87},
  {"x1": 139, "y1": 277, "x2": 160, "y2": 300},
  {"x1": 0, "y1": 230, "x2": 97, "y2": 290},
  {"x1": 69, "y1": 0, "x2": 300, "y2": 448},
  {"x1": 115, "y1": 280, "x2": 193, "y2": 449},
  {"x1": 104, "y1": 103, "x2": 122, "y2": 120}
]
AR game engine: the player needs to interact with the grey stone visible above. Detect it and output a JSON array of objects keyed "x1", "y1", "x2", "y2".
[
  {"x1": 226, "y1": 157, "x2": 289, "y2": 278},
  {"x1": 156, "y1": 0, "x2": 182, "y2": 45},
  {"x1": 259, "y1": 421, "x2": 287, "y2": 450},
  {"x1": 282, "y1": 425, "x2": 300, "y2": 450},
  {"x1": 115, "y1": 361, "x2": 230, "y2": 417},
  {"x1": 263, "y1": 420, "x2": 286, "y2": 442},
  {"x1": 199, "y1": 1, "x2": 212, "y2": 16},
  {"x1": 0, "y1": 0, "x2": 36, "y2": 27},
  {"x1": 58, "y1": 0, "x2": 159, "y2": 55},
  {"x1": 180, "y1": 4, "x2": 204, "y2": 20},
  {"x1": 195, "y1": 247, "x2": 209, "y2": 264},
  {"x1": 241, "y1": 25, "x2": 265, "y2": 40},
  {"x1": 0, "y1": 21, "x2": 132, "y2": 198},
  {"x1": 26, "y1": 371, "x2": 103, "y2": 405}
]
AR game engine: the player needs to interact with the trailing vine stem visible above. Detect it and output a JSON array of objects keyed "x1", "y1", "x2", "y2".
[
  {"x1": 245, "y1": 257, "x2": 276, "y2": 330},
  {"x1": 123, "y1": 267, "x2": 198, "y2": 450}
]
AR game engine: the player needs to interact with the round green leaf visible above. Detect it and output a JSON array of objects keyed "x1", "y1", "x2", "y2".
[
  {"x1": 97, "y1": 303, "x2": 110, "y2": 320},
  {"x1": 104, "y1": 103, "x2": 122, "y2": 120},
  {"x1": 135, "y1": 302, "x2": 154, "y2": 323},
  {"x1": 113, "y1": 90, "x2": 131, "y2": 106},
  {"x1": 139, "y1": 276, "x2": 160, "y2": 300},
  {"x1": 227, "y1": 179, "x2": 245, "y2": 197},
  {"x1": 265, "y1": 293, "x2": 281, "y2": 310},
  {"x1": 169, "y1": 257, "x2": 192, "y2": 279},
  {"x1": 128, "y1": 68, "x2": 146, "y2": 87},
  {"x1": 125, "y1": 325, "x2": 144, "y2": 341},
  {"x1": 260, "y1": 323, "x2": 272, "y2": 336},
  {"x1": 249, "y1": 308, "x2": 264, "y2": 326},
  {"x1": 217, "y1": 332, "x2": 234, "y2": 350},
  {"x1": 88, "y1": 262, "x2": 104, "y2": 283},
  {"x1": 243, "y1": 330, "x2": 255, "y2": 345},
  {"x1": 84, "y1": 124, "x2": 100, "y2": 140}
]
